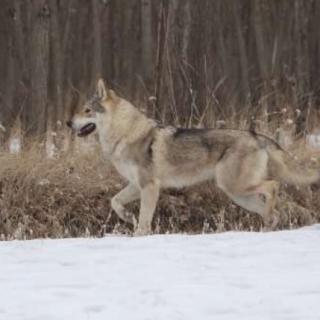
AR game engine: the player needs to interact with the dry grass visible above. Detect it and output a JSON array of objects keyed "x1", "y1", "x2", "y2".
[{"x1": 0, "y1": 127, "x2": 320, "y2": 240}]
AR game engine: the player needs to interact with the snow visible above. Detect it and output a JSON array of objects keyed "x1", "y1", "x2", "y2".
[
  {"x1": 1, "y1": 226, "x2": 320, "y2": 320},
  {"x1": 9, "y1": 137, "x2": 21, "y2": 154},
  {"x1": 46, "y1": 141, "x2": 57, "y2": 159},
  {"x1": 0, "y1": 123, "x2": 6, "y2": 132},
  {"x1": 307, "y1": 133, "x2": 320, "y2": 150}
]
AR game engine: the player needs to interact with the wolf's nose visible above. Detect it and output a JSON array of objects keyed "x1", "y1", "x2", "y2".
[{"x1": 66, "y1": 120, "x2": 72, "y2": 128}]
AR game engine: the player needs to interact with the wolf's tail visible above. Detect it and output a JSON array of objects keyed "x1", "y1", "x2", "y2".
[{"x1": 268, "y1": 148, "x2": 320, "y2": 185}]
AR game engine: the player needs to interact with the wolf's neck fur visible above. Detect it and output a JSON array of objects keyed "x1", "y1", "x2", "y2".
[{"x1": 97, "y1": 102, "x2": 156, "y2": 158}]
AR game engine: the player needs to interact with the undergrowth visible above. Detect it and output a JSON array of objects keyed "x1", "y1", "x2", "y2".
[{"x1": 0, "y1": 128, "x2": 320, "y2": 240}]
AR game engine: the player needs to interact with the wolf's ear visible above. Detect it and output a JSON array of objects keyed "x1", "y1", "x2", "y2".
[
  {"x1": 107, "y1": 89, "x2": 119, "y2": 101},
  {"x1": 96, "y1": 78, "x2": 107, "y2": 100}
]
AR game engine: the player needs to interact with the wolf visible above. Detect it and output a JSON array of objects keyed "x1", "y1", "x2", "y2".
[{"x1": 67, "y1": 79, "x2": 319, "y2": 235}]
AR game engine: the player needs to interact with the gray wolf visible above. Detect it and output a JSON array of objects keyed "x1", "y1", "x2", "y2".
[{"x1": 67, "y1": 79, "x2": 320, "y2": 235}]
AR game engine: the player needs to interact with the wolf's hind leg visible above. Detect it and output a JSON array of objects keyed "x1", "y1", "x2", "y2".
[
  {"x1": 230, "y1": 180, "x2": 280, "y2": 230},
  {"x1": 230, "y1": 194, "x2": 265, "y2": 216},
  {"x1": 111, "y1": 184, "x2": 140, "y2": 226},
  {"x1": 256, "y1": 180, "x2": 280, "y2": 230}
]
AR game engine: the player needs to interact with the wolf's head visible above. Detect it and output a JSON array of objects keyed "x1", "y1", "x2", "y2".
[{"x1": 67, "y1": 79, "x2": 120, "y2": 137}]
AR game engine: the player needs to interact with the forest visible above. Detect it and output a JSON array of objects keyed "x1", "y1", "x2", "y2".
[{"x1": 1, "y1": 0, "x2": 320, "y2": 137}]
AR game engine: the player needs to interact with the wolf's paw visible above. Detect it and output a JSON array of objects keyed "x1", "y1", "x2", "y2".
[
  {"x1": 270, "y1": 213, "x2": 280, "y2": 230},
  {"x1": 134, "y1": 227, "x2": 152, "y2": 237},
  {"x1": 262, "y1": 211, "x2": 280, "y2": 231},
  {"x1": 116, "y1": 210, "x2": 137, "y2": 226}
]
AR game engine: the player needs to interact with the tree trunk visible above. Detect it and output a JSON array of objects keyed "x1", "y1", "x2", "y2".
[
  {"x1": 232, "y1": 0, "x2": 250, "y2": 101},
  {"x1": 28, "y1": 0, "x2": 50, "y2": 137},
  {"x1": 140, "y1": 0, "x2": 153, "y2": 85},
  {"x1": 154, "y1": 0, "x2": 169, "y2": 118},
  {"x1": 92, "y1": 0, "x2": 102, "y2": 82},
  {"x1": 50, "y1": 0, "x2": 63, "y2": 127},
  {"x1": 181, "y1": 0, "x2": 191, "y2": 62}
]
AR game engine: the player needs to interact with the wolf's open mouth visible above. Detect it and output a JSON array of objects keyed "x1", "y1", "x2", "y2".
[{"x1": 78, "y1": 123, "x2": 96, "y2": 137}]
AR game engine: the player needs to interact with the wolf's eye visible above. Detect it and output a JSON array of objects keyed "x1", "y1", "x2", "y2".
[{"x1": 85, "y1": 108, "x2": 91, "y2": 113}]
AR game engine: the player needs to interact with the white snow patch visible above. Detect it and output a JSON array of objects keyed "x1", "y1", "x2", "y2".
[
  {"x1": 1, "y1": 225, "x2": 320, "y2": 320},
  {"x1": 46, "y1": 141, "x2": 57, "y2": 158},
  {"x1": 0, "y1": 123, "x2": 6, "y2": 132},
  {"x1": 9, "y1": 137, "x2": 21, "y2": 154},
  {"x1": 307, "y1": 132, "x2": 320, "y2": 150}
]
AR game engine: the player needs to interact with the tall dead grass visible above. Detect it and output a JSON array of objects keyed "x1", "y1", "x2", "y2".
[{"x1": 0, "y1": 121, "x2": 320, "y2": 240}]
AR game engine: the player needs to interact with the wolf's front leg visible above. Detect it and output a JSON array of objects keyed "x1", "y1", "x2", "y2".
[
  {"x1": 111, "y1": 184, "x2": 140, "y2": 226},
  {"x1": 135, "y1": 181, "x2": 160, "y2": 236}
]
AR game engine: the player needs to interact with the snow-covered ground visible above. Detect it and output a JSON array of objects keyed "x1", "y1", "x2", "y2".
[{"x1": 1, "y1": 226, "x2": 320, "y2": 320}]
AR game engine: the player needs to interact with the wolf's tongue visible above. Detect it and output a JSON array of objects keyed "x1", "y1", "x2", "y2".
[{"x1": 78, "y1": 123, "x2": 96, "y2": 137}]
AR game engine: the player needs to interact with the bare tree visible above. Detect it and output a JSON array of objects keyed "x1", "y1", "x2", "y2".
[
  {"x1": 92, "y1": 0, "x2": 102, "y2": 82},
  {"x1": 140, "y1": 0, "x2": 154, "y2": 85},
  {"x1": 28, "y1": 0, "x2": 50, "y2": 137},
  {"x1": 0, "y1": 0, "x2": 320, "y2": 140}
]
